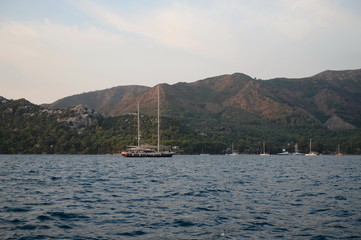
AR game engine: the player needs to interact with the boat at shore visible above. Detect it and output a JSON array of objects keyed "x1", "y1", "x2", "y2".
[
  {"x1": 260, "y1": 141, "x2": 269, "y2": 156},
  {"x1": 305, "y1": 139, "x2": 318, "y2": 156},
  {"x1": 292, "y1": 143, "x2": 304, "y2": 155},
  {"x1": 121, "y1": 86, "x2": 175, "y2": 158},
  {"x1": 277, "y1": 149, "x2": 290, "y2": 155},
  {"x1": 335, "y1": 144, "x2": 344, "y2": 156},
  {"x1": 228, "y1": 143, "x2": 239, "y2": 155}
]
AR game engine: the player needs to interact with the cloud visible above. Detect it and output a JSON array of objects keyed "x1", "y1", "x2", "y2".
[
  {"x1": 77, "y1": 0, "x2": 361, "y2": 64},
  {"x1": 77, "y1": 0, "x2": 237, "y2": 58},
  {"x1": 0, "y1": 17, "x2": 221, "y2": 103},
  {"x1": 1, "y1": 0, "x2": 360, "y2": 103},
  {"x1": 0, "y1": 19, "x2": 126, "y2": 103}
]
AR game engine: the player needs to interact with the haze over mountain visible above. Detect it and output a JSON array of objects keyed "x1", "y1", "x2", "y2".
[{"x1": 45, "y1": 69, "x2": 361, "y2": 131}]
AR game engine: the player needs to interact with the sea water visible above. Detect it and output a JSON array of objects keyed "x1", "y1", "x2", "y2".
[{"x1": 0, "y1": 154, "x2": 360, "y2": 239}]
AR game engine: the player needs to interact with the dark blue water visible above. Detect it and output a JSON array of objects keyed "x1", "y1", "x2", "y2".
[{"x1": 1, "y1": 154, "x2": 360, "y2": 239}]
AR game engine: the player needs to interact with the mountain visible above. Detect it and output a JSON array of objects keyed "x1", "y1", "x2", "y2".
[
  {"x1": 43, "y1": 85, "x2": 149, "y2": 116},
  {"x1": 2, "y1": 67, "x2": 361, "y2": 155},
  {"x1": 0, "y1": 97, "x2": 200, "y2": 154},
  {"x1": 45, "y1": 69, "x2": 361, "y2": 130}
]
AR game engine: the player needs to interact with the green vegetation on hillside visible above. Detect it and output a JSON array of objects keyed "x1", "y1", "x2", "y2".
[{"x1": 1, "y1": 98, "x2": 361, "y2": 155}]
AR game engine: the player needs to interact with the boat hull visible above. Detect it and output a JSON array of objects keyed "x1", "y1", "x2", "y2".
[
  {"x1": 121, "y1": 152, "x2": 174, "y2": 157},
  {"x1": 305, "y1": 153, "x2": 318, "y2": 156}
]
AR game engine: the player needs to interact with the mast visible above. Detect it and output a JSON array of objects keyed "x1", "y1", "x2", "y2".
[
  {"x1": 263, "y1": 141, "x2": 266, "y2": 154},
  {"x1": 157, "y1": 85, "x2": 160, "y2": 152},
  {"x1": 137, "y1": 102, "x2": 140, "y2": 147},
  {"x1": 309, "y1": 139, "x2": 312, "y2": 153}
]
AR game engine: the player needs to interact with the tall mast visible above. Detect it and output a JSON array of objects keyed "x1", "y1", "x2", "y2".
[
  {"x1": 157, "y1": 86, "x2": 160, "y2": 152},
  {"x1": 309, "y1": 139, "x2": 312, "y2": 153},
  {"x1": 137, "y1": 102, "x2": 140, "y2": 147}
]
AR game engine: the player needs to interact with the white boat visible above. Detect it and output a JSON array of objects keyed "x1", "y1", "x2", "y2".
[
  {"x1": 230, "y1": 143, "x2": 239, "y2": 155},
  {"x1": 292, "y1": 143, "x2": 304, "y2": 155},
  {"x1": 121, "y1": 86, "x2": 175, "y2": 158},
  {"x1": 260, "y1": 141, "x2": 269, "y2": 156},
  {"x1": 305, "y1": 139, "x2": 318, "y2": 156},
  {"x1": 335, "y1": 144, "x2": 344, "y2": 156},
  {"x1": 277, "y1": 148, "x2": 290, "y2": 155}
]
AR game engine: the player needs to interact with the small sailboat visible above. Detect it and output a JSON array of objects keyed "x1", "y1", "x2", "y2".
[
  {"x1": 335, "y1": 144, "x2": 344, "y2": 156},
  {"x1": 229, "y1": 143, "x2": 239, "y2": 155},
  {"x1": 292, "y1": 143, "x2": 304, "y2": 155},
  {"x1": 260, "y1": 141, "x2": 269, "y2": 156},
  {"x1": 121, "y1": 86, "x2": 175, "y2": 157},
  {"x1": 305, "y1": 139, "x2": 318, "y2": 156}
]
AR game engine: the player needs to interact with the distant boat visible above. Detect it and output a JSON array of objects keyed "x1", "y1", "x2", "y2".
[
  {"x1": 292, "y1": 143, "x2": 304, "y2": 155},
  {"x1": 228, "y1": 143, "x2": 239, "y2": 156},
  {"x1": 260, "y1": 141, "x2": 269, "y2": 156},
  {"x1": 121, "y1": 146, "x2": 175, "y2": 157},
  {"x1": 121, "y1": 86, "x2": 175, "y2": 158},
  {"x1": 335, "y1": 144, "x2": 344, "y2": 156},
  {"x1": 305, "y1": 139, "x2": 318, "y2": 156},
  {"x1": 277, "y1": 149, "x2": 290, "y2": 155}
]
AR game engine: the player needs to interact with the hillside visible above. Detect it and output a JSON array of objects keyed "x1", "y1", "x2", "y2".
[
  {"x1": 2, "y1": 69, "x2": 361, "y2": 154},
  {"x1": 2, "y1": 94, "x2": 361, "y2": 154},
  {"x1": 43, "y1": 85, "x2": 149, "y2": 116},
  {"x1": 46, "y1": 69, "x2": 361, "y2": 130},
  {"x1": 0, "y1": 97, "x2": 203, "y2": 154}
]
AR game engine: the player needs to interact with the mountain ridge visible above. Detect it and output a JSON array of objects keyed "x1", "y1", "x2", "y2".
[
  {"x1": 2, "y1": 69, "x2": 361, "y2": 154},
  {"x1": 43, "y1": 85, "x2": 149, "y2": 115},
  {"x1": 43, "y1": 69, "x2": 361, "y2": 130}
]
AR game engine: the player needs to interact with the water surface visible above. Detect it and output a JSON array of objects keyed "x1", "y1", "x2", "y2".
[{"x1": 1, "y1": 154, "x2": 360, "y2": 239}]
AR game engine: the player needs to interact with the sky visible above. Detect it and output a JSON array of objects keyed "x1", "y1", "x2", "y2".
[{"x1": 1, "y1": 0, "x2": 361, "y2": 104}]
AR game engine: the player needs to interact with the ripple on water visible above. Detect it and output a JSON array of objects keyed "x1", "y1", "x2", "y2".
[
  {"x1": 173, "y1": 219, "x2": 197, "y2": 227},
  {"x1": 117, "y1": 230, "x2": 147, "y2": 237},
  {"x1": 36, "y1": 215, "x2": 53, "y2": 221},
  {"x1": 3, "y1": 206, "x2": 32, "y2": 212},
  {"x1": 308, "y1": 208, "x2": 332, "y2": 215},
  {"x1": 1, "y1": 154, "x2": 361, "y2": 240},
  {"x1": 47, "y1": 211, "x2": 89, "y2": 220}
]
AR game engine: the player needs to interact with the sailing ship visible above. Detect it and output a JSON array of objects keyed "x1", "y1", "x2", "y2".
[
  {"x1": 305, "y1": 139, "x2": 318, "y2": 156},
  {"x1": 121, "y1": 86, "x2": 175, "y2": 157},
  {"x1": 260, "y1": 141, "x2": 269, "y2": 156}
]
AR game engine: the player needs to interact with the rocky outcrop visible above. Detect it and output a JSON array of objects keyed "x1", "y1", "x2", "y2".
[
  {"x1": 57, "y1": 105, "x2": 101, "y2": 133},
  {"x1": 325, "y1": 114, "x2": 356, "y2": 131}
]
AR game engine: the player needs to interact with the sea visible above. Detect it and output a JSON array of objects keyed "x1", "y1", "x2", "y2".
[{"x1": 0, "y1": 154, "x2": 360, "y2": 240}]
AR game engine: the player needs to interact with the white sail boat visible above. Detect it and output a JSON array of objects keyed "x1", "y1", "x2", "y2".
[
  {"x1": 335, "y1": 144, "x2": 343, "y2": 156},
  {"x1": 229, "y1": 143, "x2": 239, "y2": 155},
  {"x1": 305, "y1": 139, "x2": 318, "y2": 156},
  {"x1": 260, "y1": 141, "x2": 269, "y2": 156},
  {"x1": 292, "y1": 143, "x2": 303, "y2": 155},
  {"x1": 121, "y1": 86, "x2": 175, "y2": 157}
]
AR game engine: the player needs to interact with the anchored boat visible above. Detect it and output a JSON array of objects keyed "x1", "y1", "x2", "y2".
[
  {"x1": 121, "y1": 86, "x2": 175, "y2": 158},
  {"x1": 305, "y1": 139, "x2": 318, "y2": 156}
]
